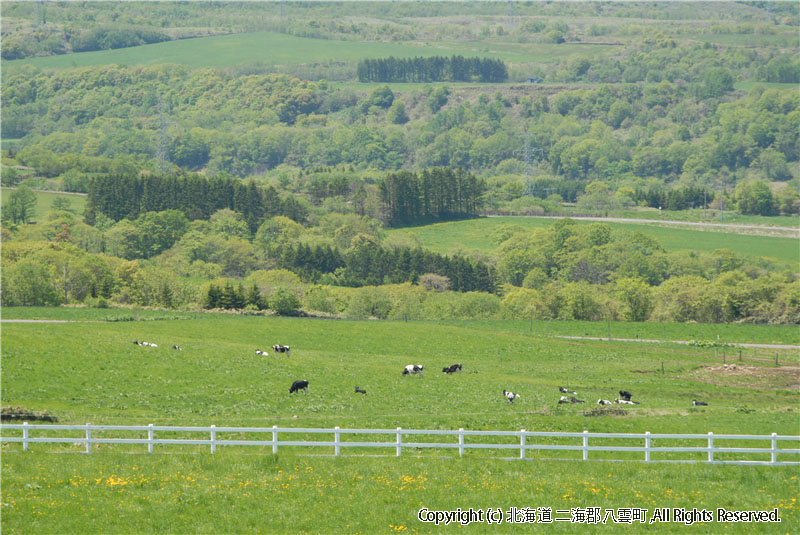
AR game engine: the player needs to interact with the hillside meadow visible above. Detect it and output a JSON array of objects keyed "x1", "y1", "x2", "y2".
[
  {"x1": 1, "y1": 30, "x2": 609, "y2": 72},
  {"x1": 0, "y1": 187, "x2": 87, "y2": 222},
  {"x1": 385, "y1": 216, "x2": 800, "y2": 269},
  {"x1": 1, "y1": 312, "x2": 798, "y2": 533}
]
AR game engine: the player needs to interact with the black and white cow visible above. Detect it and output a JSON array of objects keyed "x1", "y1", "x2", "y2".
[
  {"x1": 503, "y1": 390, "x2": 520, "y2": 404},
  {"x1": 597, "y1": 399, "x2": 613, "y2": 405},
  {"x1": 355, "y1": 386, "x2": 367, "y2": 395},
  {"x1": 558, "y1": 396, "x2": 584, "y2": 404},
  {"x1": 273, "y1": 345, "x2": 291, "y2": 357},
  {"x1": 615, "y1": 399, "x2": 640, "y2": 405},
  {"x1": 619, "y1": 390, "x2": 633, "y2": 401},
  {"x1": 692, "y1": 400, "x2": 708, "y2": 406},
  {"x1": 559, "y1": 386, "x2": 577, "y2": 395},
  {"x1": 172, "y1": 345, "x2": 182, "y2": 351},
  {"x1": 255, "y1": 349, "x2": 268, "y2": 356},
  {"x1": 402, "y1": 364, "x2": 423, "y2": 377},
  {"x1": 442, "y1": 363, "x2": 462, "y2": 374},
  {"x1": 289, "y1": 379, "x2": 309, "y2": 394}
]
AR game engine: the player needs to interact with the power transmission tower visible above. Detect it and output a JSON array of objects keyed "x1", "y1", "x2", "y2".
[
  {"x1": 152, "y1": 98, "x2": 176, "y2": 176},
  {"x1": 506, "y1": 0, "x2": 519, "y2": 31},
  {"x1": 515, "y1": 130, "x2": 544, "y2": 195},
  {"x1": 36, "y1": 0, "x2": 46, "y2": 26}
]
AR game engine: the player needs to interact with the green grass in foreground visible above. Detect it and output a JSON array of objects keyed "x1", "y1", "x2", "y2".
[
  {"x1": 386, "y1": 216, "x2": 800, "y2": 268},
  {"x1": 1, "y1": 453, "x2": 797, "y2": 534},
  {"x1": 0, "y1": 187, "x2": 87, "y2": 222}
]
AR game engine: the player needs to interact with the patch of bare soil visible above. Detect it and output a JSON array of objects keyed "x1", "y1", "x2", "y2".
[{"x1": 692, "y1": 364, "x2": 800, "y2": 391}]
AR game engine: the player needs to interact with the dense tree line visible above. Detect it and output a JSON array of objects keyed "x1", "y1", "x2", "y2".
[
  {"x1": 633, "y1": 185, "x2": 713, "y2": 211},
  {"x1": 70, "y1": 27, "x2": 170, "y2": 53},
  {"x1": 85, "y1": 173, "x2": 302, "y2": 232},
  {"x1": 357, "y1": 56, "x2": 508, "y2": 83},
  {"x1": 275, "y1": 241, "x2": 495, "y2": 293},
  {"x1": 379, "y1": 168, "x2": 486, "y2": 224}
]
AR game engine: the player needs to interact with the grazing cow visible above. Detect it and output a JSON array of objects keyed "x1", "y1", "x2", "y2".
[
  {"x1": 559, "y1": 386, "x2": 577, "y2": 394},
  {"x1": 172, "y1": 345, "x2": 182, "y2": 351},
  {"x1": 615, "y1": 399, "x2": 640, "y2": 405},
  {"x1": 597, "y1": 399, "x2": 613, "y2": 405},
  {"x1": 289, "y1": 380, "x2": 309, "y2": 394},
  {"x1": 402, "y1": 364, "x2": 423, "y2": 377},
  {"x1": 692, "y1": 400, "x2": 708, "y2": 406},
  {"x1": 255, "y1": 349, "x2": 268, "y2": 356},
  {"x1": 619, "y1": 390, "x2": 633, "y2": 401},
  {"x1": 442, "y1": 363, "x2": 462, "y2": 374},
  {"x1": 355, "y1": 386, "x2": 367, "y2": 395},
  {"x1": 273, "y1": 345, "x2": 291, "y2": 357},
  {"x1": 503, "y1": 390, "x2": 520, "y2": 404}
]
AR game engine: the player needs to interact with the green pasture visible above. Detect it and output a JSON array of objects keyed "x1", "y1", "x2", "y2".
[
  {"x1": 1, "y1": 314, "x2": 797, "y2": 430},
  {"x1": 2, "y1": 31, "x2": 615, "y2": 72},
  {"x1": 3, "y1": 307, "x2": 798, "y2": 346},
  {"x1": 0, "y1": 187, "x2": 87, "y2": 221},
  {"x1": 386, "y1": 216, "x2": 800, "y2": 269},
  {"x1": 1, "y1": 314, "x2": 798, "y2": 533}
]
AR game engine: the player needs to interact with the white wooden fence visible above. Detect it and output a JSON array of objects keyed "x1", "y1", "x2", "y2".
[{"x1": 1, "y1": 423, "x2": 798, "y2": 465}]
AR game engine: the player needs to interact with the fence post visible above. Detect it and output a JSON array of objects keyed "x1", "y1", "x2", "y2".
[
  {"x1": 210, "y1": 425, "x2": 216, "y2": 454},
  {"x1": 707, "y1": 432, "x2": 714, "y2": 462},
  {"x1": 85, "y1": 423, "x2": 92, "y2": 454},
  {"x1": 520, "y1": 429, "x2": 526, "y2": 460},
  {"x1": 334, "y1": 426, "x2": 340, "y2": 456},
  {"x1": 582, "y1": 430, "x2": 588, "y2": 461},
  {"x1": 645, "y1": 432, "x2": 651, "y2": 462},
  {"x1": 22, "y1": 422, "x2": 29, "y2": 452},
  {"x1": 396, "y1": 427, "x2": 402, "y2": 457},
  {"x1": 771, "y1": 433, "x2": 777, "y2": 464},
  {"x1": 148, "y1": 424, "x2": 154, "y2": 453},
  {"x1": 272, "y1": 425, "x2": 278, "y2": 455},
  {"x1": 458, "y1": 428, "x2": 464, "y2": 458}
]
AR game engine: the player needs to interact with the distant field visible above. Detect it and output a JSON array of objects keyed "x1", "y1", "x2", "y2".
[
  {"x1": 2, "y1": 31, "x2": 616, "y2": 72},
  {"x1": 386, "y1": 216, "x2": 800, "y2": 269},
  {"x1": 0, "y1": 187, "x2": 87, "y2": 221}
]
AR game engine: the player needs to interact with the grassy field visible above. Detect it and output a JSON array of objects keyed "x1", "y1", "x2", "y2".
[
  {"x1": 0, "y1": 187, "x2": 87, "y2": 221},
  {"x1": 386, "y1": 216, "x2": 800, "y2": 269},
  {"x1": 1, "y1": 31, "x2": 610, "y2": 72},
  {"x1": 0, "y1": 312, "x2": 797, "y2": 533},
  {"x1": 2, "y1": 454, "x2": 796, "y2": 534}
]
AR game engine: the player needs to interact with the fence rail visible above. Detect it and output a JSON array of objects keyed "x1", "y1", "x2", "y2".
[{"x1": 2, "y1": 423, "x2": 798, "y2": 465}]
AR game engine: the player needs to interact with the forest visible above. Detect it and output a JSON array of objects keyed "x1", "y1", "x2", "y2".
[{"x1": 1, "y1": 1, "x2": 798, "y2": 325}]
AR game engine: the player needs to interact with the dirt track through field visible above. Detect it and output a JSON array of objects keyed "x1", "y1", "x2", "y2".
[
  {"x1": 556, "y1": 335, "x2": 800, "y2": 350},
  {"x1": 487, "y1": 214, "x2": 800, "y2": 237}
]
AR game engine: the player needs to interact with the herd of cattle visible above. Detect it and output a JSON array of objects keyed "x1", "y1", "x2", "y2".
[{"x1": 132, "y1": 340, "x2": 708, "y2": 407}]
